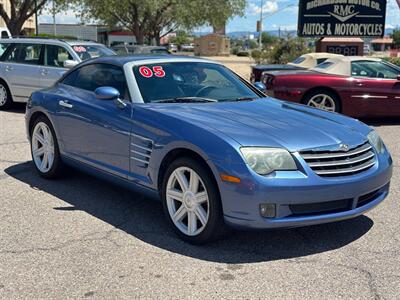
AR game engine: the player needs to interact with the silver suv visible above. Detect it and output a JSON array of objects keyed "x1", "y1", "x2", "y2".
[{"x1": 0, "y1": 38, "x2": 116, "y2": 109}]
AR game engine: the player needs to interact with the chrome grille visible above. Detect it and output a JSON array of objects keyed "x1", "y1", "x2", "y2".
[{"x1": 300, "y1": 142, "x2": 376, "y2": 177}]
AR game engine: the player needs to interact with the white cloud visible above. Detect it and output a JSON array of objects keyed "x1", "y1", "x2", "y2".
[
  {"x1": 248, "y1": 1, "x2": 279, "y2": 15},
  {"x1": 271, "y1": 23, "x2": 297, "y2": 31},
  {"x1": 39, "y1": 5, "x2": 80, "y2": 24}
]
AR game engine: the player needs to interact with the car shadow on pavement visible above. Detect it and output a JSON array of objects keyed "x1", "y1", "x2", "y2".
[
  {"x1": 5, "y1": 161, "x2": 374, "y2": 264},
  {"x1": 3, "y1": 103, "x2": 26, "y2": 114}
]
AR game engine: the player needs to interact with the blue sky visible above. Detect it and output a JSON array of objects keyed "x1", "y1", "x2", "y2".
[{"x1": 39, "y1": 0, "x2": 400, "y2": 33}]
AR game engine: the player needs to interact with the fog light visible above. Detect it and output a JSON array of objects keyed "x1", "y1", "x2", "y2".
[{"x1": 260, "y1": 204, "x2": 276, "y2": 218}]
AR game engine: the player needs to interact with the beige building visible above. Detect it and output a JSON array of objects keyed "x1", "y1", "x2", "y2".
[
  {"x1": 0, "y1": 0, "x2": 36, "y2": 35},
  {"x1": 194, "y1": 34, "x2": 230, "y2": 56}
]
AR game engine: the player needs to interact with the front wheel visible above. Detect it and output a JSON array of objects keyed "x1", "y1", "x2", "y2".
[
  {"x1": 304, "y1": 90, "x2": 341, "y2": 113},
  {"x1": 161, "y1": 157, "x2": 226, "y2": 244},
  {"x1": 30, "y1": 116, "x2": 64, "y2": 178}
]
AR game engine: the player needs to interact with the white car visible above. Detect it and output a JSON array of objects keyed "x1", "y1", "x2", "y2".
[{"x1": 0, "y1": 38, "x2": 116, "y2": 109}]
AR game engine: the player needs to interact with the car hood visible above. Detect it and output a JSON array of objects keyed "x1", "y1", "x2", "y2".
[{"x1": 146, "y1": 99, "x2": 370, "y2": 152}]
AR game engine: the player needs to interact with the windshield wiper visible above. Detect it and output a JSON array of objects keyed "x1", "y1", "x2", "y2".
[
  {"x1": 153, "y1": 97, "x2": 217, "y2": 103},
  {"x1": 227, "y1": 97, "x2": 256, "y2": 102}
]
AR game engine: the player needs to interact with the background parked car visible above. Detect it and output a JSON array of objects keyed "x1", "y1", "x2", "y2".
[
  {"x1": 111, "y1": 44, "x2": 171, "y2": 55},
  {"x1": 168, "y1": 43, "x2": 178, "y2": 53},
  {"x1": 261, "y1": 56, "x2": 400, "y2": 117},
  {"x1": 0, "y1": 38, "x2": 116, "y2": 109},
  {"x1": 180, "y1": 43, "x2": 194, "y2": 51},
  {"x1": 250, "y1": 52, "x2": 343, "y2": 83},
  {"x1": 0, "y1": 27, "x2": 11, "y2": 39}
]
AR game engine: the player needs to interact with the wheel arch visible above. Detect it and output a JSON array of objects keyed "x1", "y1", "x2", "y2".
[
  {"x1": 28, "y1": 111, "x2": 57, "y2": 139},
  {"x1": 0, "y1": 77, "x2": 13, "y2": 99},
  {"x1": 301, "y1": 86, "x2": 342, "y2": 105},
  {"x1": 157, "y1": 147, "x2": 221, "y2": 197}
]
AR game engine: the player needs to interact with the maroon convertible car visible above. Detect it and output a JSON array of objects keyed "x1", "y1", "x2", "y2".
[{"x1": 261, "y1": 57, "x2": 400, "y2": 118}]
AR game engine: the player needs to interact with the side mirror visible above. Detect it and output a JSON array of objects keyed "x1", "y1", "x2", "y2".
[
  {"x1": 253, "y1": 81, "x2": 266, "y2": 92},
  {"x1": 95, "y1": 86, "x2": 120, "y2": 100},
  {"x1": 397, "y1": 75, "x2": 400, "y2": 81},
  {"x1": 95, "y1": 86, "x2": 127, "y2": 108},
  {"x1": 63, "y1": 60, "x2": 79, "y2": 69}
]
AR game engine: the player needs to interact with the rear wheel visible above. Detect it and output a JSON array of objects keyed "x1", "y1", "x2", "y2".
[
  {"x1": 0, "y1": 81, "x2": 13, "y2": 110},
  {"x1": 304, "y1": 90, "x2": 341, "y2": 113},
  {"x1": 30, "y1": 116, "x2": 64, "y2": 178},
  {"x1": 161, "y1": 157, "x2": 226, "y2": 244}
]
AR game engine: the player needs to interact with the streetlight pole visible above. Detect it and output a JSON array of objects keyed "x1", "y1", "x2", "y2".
[
  {"x1": 34, "y1": 0, "x2": 39, "y2": 35},
  {"x1": 259, "y1": 0, "x2": 263, "y2": 51}
]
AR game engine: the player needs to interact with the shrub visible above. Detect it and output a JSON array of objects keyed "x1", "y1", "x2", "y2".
[{"x1": 382, "y1": 57, "x2": 400, "y2": 66}]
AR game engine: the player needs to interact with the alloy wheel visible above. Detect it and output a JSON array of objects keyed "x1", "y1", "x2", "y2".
[
  {"x1": 0, "y1": 85, "x2": 7, "y2": 107},
  {"x1": 32, "y1": 122, "x2": 55, "y2": 173},
  {"x1": 166, "y1": 167, "x2": 210, "y2": 236},
  {"x1": 307, "y1": 94, "x2": 336, "y2": 112}
]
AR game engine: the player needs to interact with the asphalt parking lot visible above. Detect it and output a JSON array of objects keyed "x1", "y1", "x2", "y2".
[{"x1": 1, "y1": 105, "x2": 399, "y2": 299}]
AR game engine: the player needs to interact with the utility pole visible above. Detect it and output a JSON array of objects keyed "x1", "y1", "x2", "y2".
[
  {"x1": 52, "y1": 0, "x2": 56, "y2": 36},
  {"x1": 259, "y1": 0, "x2": 263, "y2": 51},
  {"x1": 34, "y1": 0, "x2": 39, "y2": 35}
]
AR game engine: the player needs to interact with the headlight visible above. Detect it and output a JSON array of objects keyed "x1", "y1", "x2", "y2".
[
  {"x1": 367, "y1": 130, "x2": 385, "y2": 154},
  {"x1": 240, "y1": 147, "x2": 297, "y2": 175}
]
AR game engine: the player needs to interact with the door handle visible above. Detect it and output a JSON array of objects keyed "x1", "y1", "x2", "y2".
[
  {"x1": 5, "y1": 66, "x2": 13, "y2": 71},
  {"x1": 41, "y1": 69, "x2": 49, "y2": 76},
  {"x1": 59, "y1": 100, "x2": 73, "y2": 109}
]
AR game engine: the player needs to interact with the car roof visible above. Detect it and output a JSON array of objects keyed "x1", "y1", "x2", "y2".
[
  {"x1": 0, "y1": 37, "x2": 103, "y2": 46},
  {"x1": 79, "y1": 55, "x2": 221, "y2": 67},
  {"x1": 301, "y1": 52, "x2": 343, "y2": 59}
]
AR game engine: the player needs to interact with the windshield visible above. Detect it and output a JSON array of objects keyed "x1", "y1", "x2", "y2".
[
  {"x1": 133, "y1": 62, "x2": 259, "y2": 103},
  {"x1": 72, "y1": 44, "x2": 115, "y2": 61}
]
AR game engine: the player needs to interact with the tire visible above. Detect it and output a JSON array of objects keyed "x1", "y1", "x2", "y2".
[
  {"x1": 0, "y1": 81, "x2": 13, "y2": 110},
  {"x1": 30, "y1": 115, "x2": 64, "y2": 179},
  {"x1": 303, "y1": 89, "x2": 341, "y2": 113},
  {"x1": 161, "y1": 157, "x2": 226, "y2": 244}
]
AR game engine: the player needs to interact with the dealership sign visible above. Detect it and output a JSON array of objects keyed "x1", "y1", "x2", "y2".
[{"x1": 298, "y1": 0, "x2": 387, "y2": 37}]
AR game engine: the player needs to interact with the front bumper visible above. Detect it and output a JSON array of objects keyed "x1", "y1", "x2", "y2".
[{"x1": 215, "y1": 150, "x2": 393, "y2": 230}]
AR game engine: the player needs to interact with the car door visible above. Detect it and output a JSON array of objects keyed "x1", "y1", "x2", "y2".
[
  {"x1": 350, "y1": 60, "x2": 400, "y2": 116},
  {"x1": 55, "y1": 63, "x2": 133, "y2": 178},
  {"x1": 39, "y1": 44, "x2": 76, "y2": 88},
  {"x1": 0, "y1": 43, "x2": 42, "y2": 101}
]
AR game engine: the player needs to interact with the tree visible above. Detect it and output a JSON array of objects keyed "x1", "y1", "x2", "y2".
[
  {"x1": 169, "y1": 30, "x2": 191, "y2": 46},
  {"x1": 78, "y1": 0, "x2": 246, "y2": 45},
  {"x1": 254, "y1": 37, "x2": 311, "y2": 64},
  {"x1": 261, "y1": 32, "x2": 278, "y2": 46},
  {"x1": 0, "y1": 0, "x2": 67, "y2": 36},
  {"x1": 391, "y1": 29, "x2": 400, "y2": 47}
]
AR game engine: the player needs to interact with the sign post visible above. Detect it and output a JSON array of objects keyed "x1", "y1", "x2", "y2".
[{"x1": 298, "y1": 0, "x2": 387, "y2": 37}]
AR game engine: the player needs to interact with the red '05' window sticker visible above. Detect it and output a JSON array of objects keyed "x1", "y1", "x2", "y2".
[{"x1": 139, "y1": 66, "x2": 166, "y2": 78}]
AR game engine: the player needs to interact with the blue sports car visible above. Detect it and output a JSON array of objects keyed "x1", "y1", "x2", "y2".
[{"x1": 25, "y1": 55, "x2": 393, "y2": 244}]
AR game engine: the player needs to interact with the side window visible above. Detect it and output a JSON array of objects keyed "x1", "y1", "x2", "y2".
[
  {"x1": 316, "y1": 58, "x2": 327, "y2": 65},
  {"x1": 3, "y1": 43, "x2": 42, "y2": 65},
  {"x1": 62, "y1": 64, "x2": 129, "y2": 99},
  {"x1": 44, "y1": 45, "x2": 73, "y2": 68},
  {"x1": 351, "y1": 61, "x2": 399, "y2": 79},
  {"x1": 61, "y1": 69, "x2": 80, "y2": 86},
  {"x1": 0, "y1": 42, "x2": 11, "y2": 57}
]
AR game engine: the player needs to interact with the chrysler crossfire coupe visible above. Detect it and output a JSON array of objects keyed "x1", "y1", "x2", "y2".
[{"x1": 25, "y1": 56, "x2": 393, "y2": 244}]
